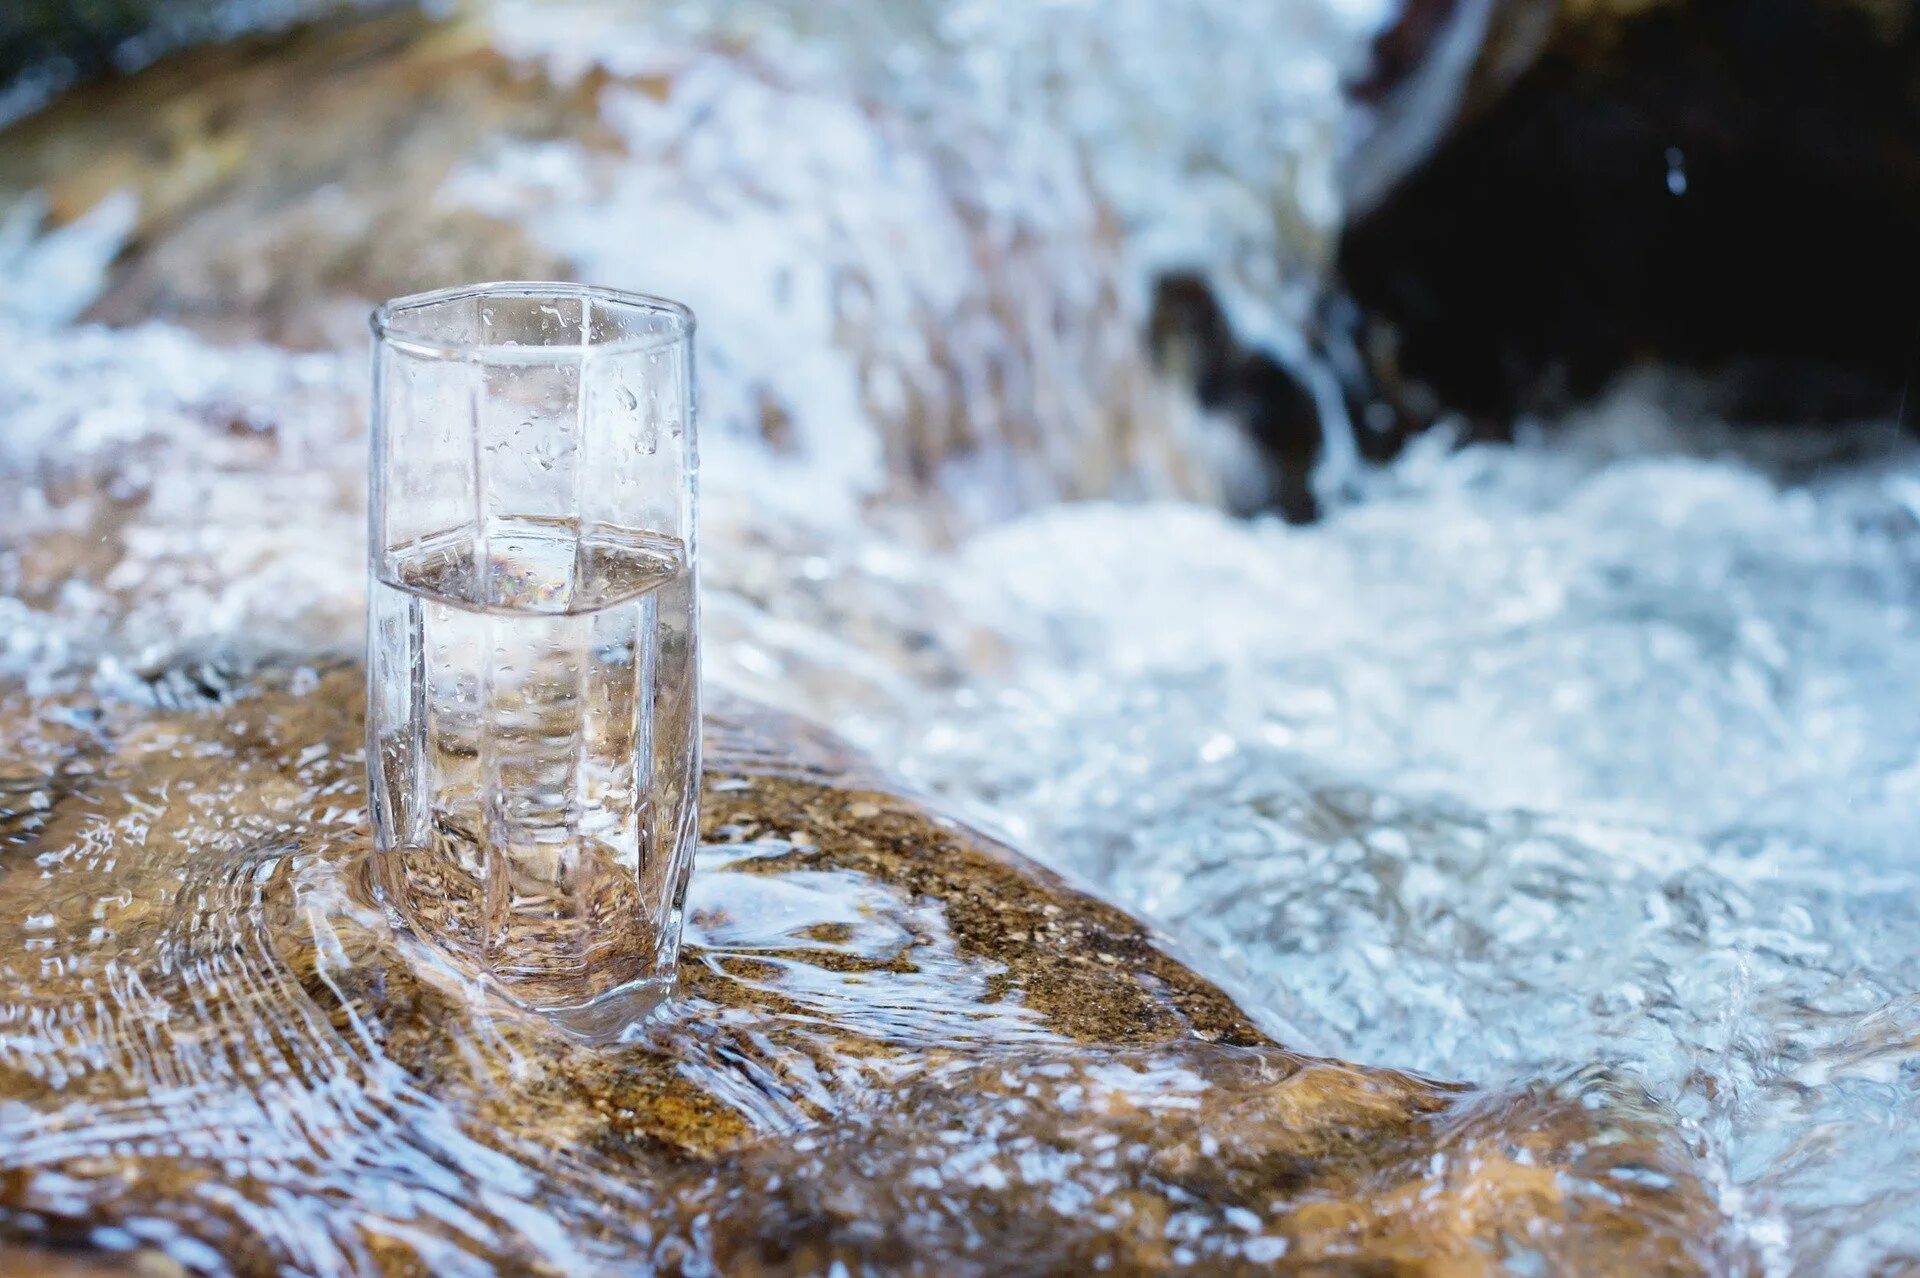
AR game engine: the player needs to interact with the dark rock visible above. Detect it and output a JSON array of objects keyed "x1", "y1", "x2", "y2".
[
  {"x1": 1149, "y1": 273, "x2": 1325, "y2": 522},
  {"x1": 0, "y1": 0, "x2": 397, "y2": 122},
  {"x1": 1337, "y1": 0, "x2": 1920, "y2": 429},
  {"x1": 1, "y1": 0, "x2": 204, "y2": 101}
]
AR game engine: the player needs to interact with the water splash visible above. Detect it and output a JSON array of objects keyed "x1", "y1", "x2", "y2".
[
  {"x1": 867, "y1": 401, "x2": 1920, "y2": 1273},
  {"x1": 474, "y1": 0, "x2": 1380, "y2": 516}
]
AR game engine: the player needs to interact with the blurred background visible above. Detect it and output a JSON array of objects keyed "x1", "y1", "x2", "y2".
[{"x1": 5, "y1": 0, "x2": 1920, "y2": 1270}]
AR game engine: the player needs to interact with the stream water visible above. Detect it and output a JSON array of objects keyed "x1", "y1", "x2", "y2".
[
  {"x1": 879, "y1": 411, "x2": 1920, "y2": 1274},
  {"x1": 3, "y1": 0, "x2": 1920, "y2": 1272}
]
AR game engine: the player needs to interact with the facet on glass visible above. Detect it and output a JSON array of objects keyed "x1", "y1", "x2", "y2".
[{"x1": 365, "y1": 282, "x2": 699, "y2": 1041}]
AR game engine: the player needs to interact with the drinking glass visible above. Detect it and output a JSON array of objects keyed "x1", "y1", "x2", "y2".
[{"x1": 365, "y1": 282, "x2": 699, "y2": 1040}]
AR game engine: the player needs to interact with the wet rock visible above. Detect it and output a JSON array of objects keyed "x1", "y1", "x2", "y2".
[
  {"x1": 1149, "y1": 273, "x2": 1325, "y2": 523},
  {"x1": 0, "y1": 11, "x2": 581, "y2": 347},
  {"x1": 0, "y1": 666, "x2": 1730, "y2": 1272},
  {"x1": 0, "y1": 1, "x2": 393, "y2": 120},
  {"x1": 1337, "y1": 0, "x2": 1920, "y2": 430}
]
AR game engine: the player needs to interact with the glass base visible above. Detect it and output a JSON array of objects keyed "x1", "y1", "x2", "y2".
[
  {"x1": 354, "y1": 852, "x2": 677, "y2": 1046},
  {"x1": 533, "y1": 974, "x2": 676, "y2": 1045}
]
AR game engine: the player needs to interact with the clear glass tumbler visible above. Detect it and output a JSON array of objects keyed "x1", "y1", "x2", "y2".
[{"x1": 365, "y1": 282, "x2": 699, "y2": 1040}]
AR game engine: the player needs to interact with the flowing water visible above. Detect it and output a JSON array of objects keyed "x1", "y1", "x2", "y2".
[
  {"x1": 869, "y1": 411, "x2": 1920, "y2": 1274},
  {"x1": 2, "y1": 0, "x2": 1920, "y2": 1271}
]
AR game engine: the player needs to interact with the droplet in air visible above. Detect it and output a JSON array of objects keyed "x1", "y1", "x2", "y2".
[{"x1": 1665, "y1": 147, "x2": 1688, "y2": 197}]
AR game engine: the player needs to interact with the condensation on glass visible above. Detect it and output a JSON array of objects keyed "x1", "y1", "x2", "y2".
[{"x1": 365, "y1": 282, "x2": 699, "y2": 1041}]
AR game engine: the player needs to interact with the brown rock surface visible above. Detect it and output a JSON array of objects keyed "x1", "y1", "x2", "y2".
[
  {"x1": 0, "y1": 666, "x2": 1731, "y2": 1273},
  {"x1": 0, "y1": 11, "x2": 583, "y2": 348}
]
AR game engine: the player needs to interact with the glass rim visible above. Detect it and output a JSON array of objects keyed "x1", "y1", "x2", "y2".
[{"x1": 370, "y1": 280, "x2": 696, "y2": 363}]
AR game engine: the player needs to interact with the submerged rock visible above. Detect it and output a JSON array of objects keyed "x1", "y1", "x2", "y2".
[
  {"x1": 1337, "y1": 0, "x2": 1920, "y2": 432},
  {"x1": 0, "y1": 666, "x2": 1729, "y2": 1273}
]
